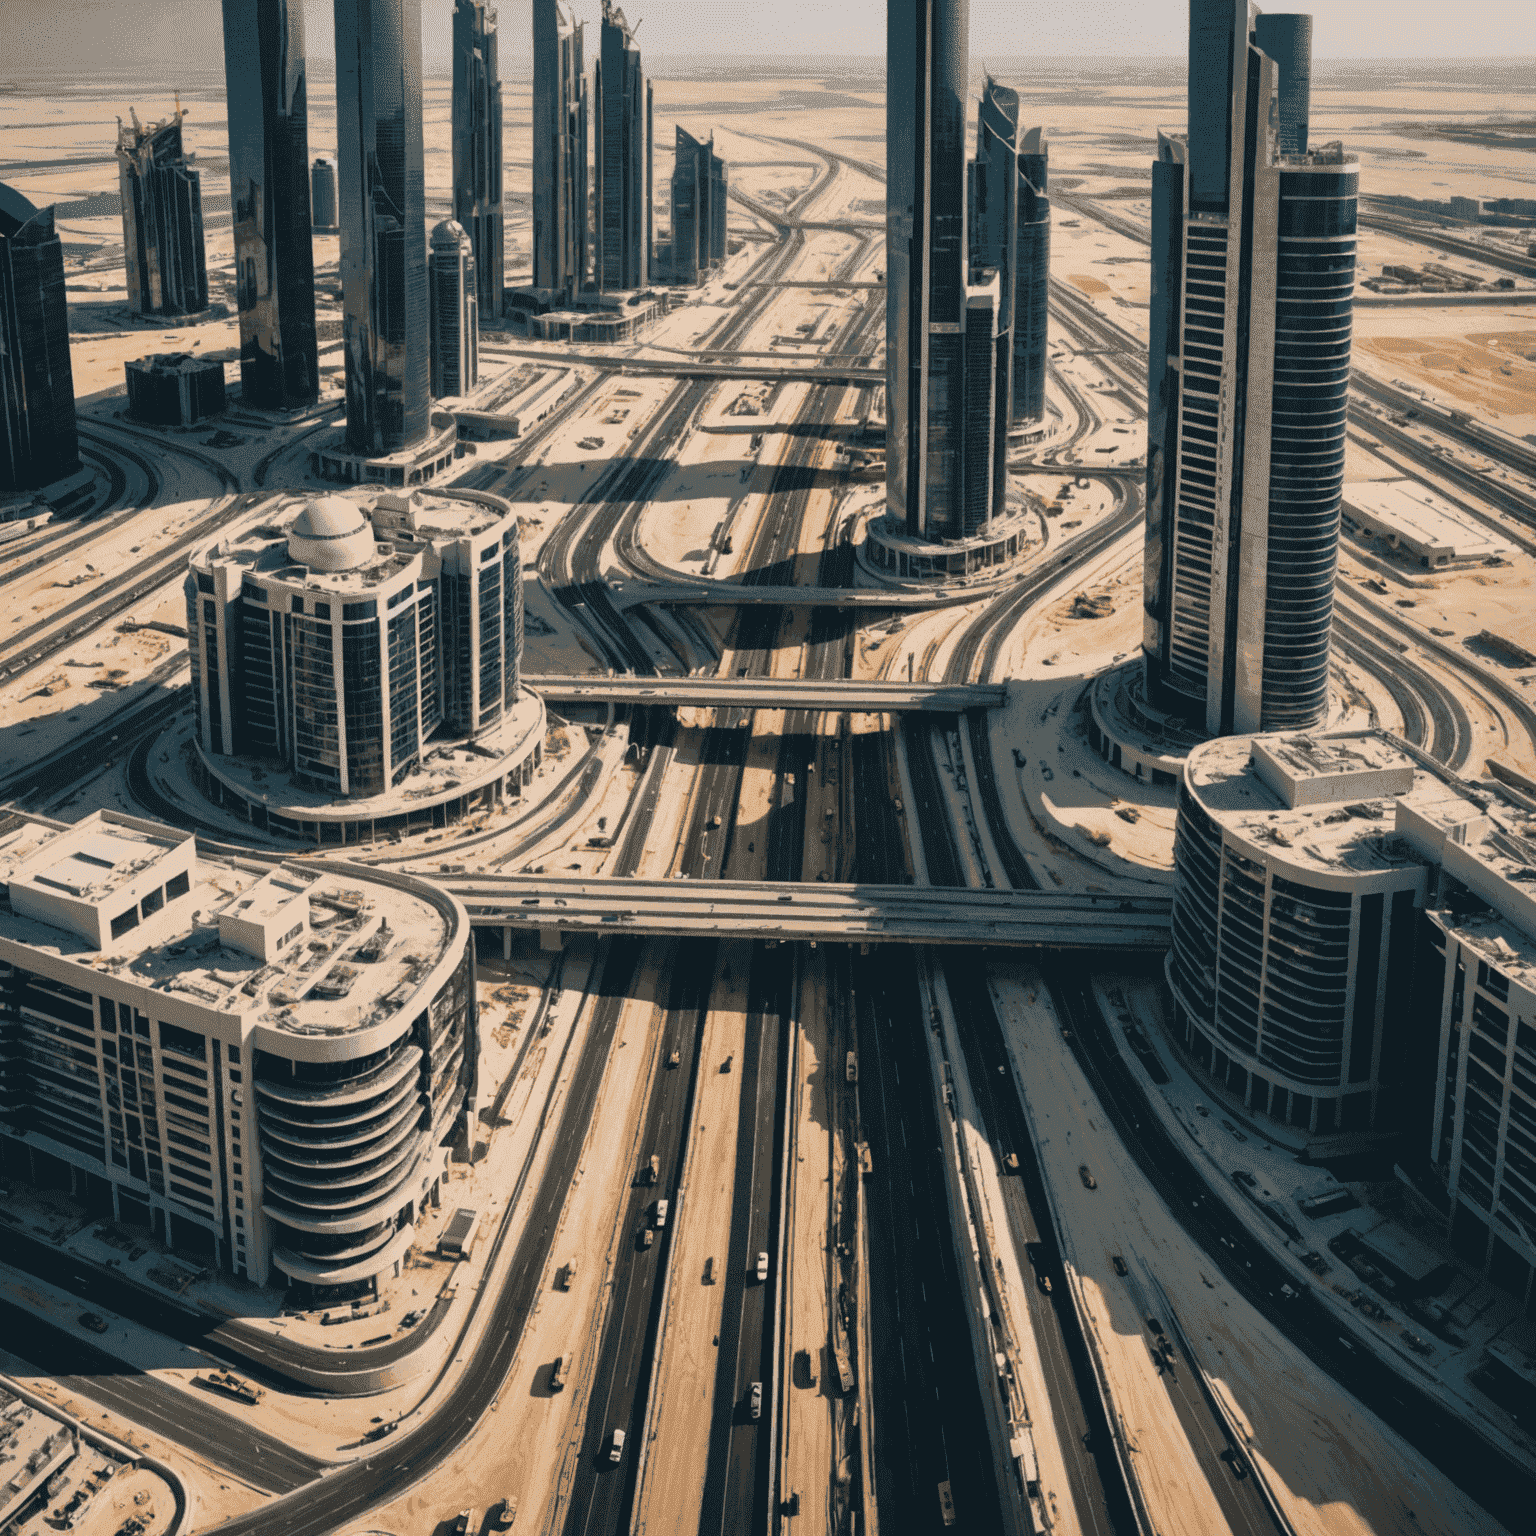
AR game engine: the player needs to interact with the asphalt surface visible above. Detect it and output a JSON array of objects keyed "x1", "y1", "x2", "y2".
[
  {"x1": 0, "y1": 1296, "x2": 323, "y2": 1494},
  {"x1": 853, "y1": 945, "x2": 1004, "y2": 1535},
  {"x1": 558, "y1": 940, "x2": 713, "y2": 1536}
]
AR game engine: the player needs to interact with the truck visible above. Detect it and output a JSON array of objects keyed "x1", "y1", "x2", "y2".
[
  {"x1": 845, "y1": 1052, "x2": 858, "y2": 1083},
  {"x1": 196, "y1": 1371, "x2": 263, "y2": 1406},
  {"x1": 644, "y1": 1154, "x2": 659, "y2": 1185},
  {"x1": 439, "y1": 1207, "x2": 480, "y2": 1260},
  {"x1": 654, "y1": 1198, "x2": 669, "y2": 1228}
]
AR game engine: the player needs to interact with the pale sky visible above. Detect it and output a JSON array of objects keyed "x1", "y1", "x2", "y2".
[{"x1": 9, "y1": 0, "x2": 1531, "y2": 74}]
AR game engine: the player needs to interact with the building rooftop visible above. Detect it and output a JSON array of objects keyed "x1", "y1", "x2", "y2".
[
  {"x1": 1185, "y1": 730, "x2": 1473, "y2": 878},
  {"x1": 0, "y1": 812, "x2": 455, "y2": 1039},
  {"x1": 1343, "y1": 477, "x2": 1514, "y2": 564},
  {"x1": 195, "y1": 487, "x2": 513, "y2": 595}
]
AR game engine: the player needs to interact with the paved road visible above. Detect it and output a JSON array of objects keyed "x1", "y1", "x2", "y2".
[
  {"x1": 0, "y1": 1297, "x2": 323, "y2": 1493},
  {"x1": 854, "y1": 946, "x2": 1004, "y2": 1535}
]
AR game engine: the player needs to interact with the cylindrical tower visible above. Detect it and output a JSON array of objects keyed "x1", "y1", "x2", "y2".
[
  {"x1": 1254, "y1": 13, "x2": 1313, "y2": 155},
  {"x1": 333, "y1": 0, "x2": 430, "y2": 455},
  {"x1": 429, "y1": 219, "x2": 478, "y2": 399},
  {"x1": 1257, "y1": 152, "x2": 1357, "y2": 729}
]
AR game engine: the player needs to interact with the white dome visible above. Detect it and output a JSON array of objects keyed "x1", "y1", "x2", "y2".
[
  {"x1": 431, "y1": 218, "x2": 469, "y2": 249},
  {"x1": 286, "y1": 495, "x2": 376, "y2": 572}
]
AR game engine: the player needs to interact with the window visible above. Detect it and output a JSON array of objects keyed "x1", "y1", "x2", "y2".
[
  {"x1": 141, "y1": 887, "x2": 164, "y2": 919},
  {"x1": 315, "y1": 602, "x2": 331, "y2": 619},
  {"x1": 109, "y1": 907, "x2": 139, "y2": 941},
  {"x1": 165, "y1": 870, "x2": 190, "y2": 901},
  {"x1": 99, "y1": 998, "x2": 117, "y2": 1033},
  {"x1": 344, "y1": 600, "x2": 378, "y2": 620},
  {"x1": 228, "y1": 1045, "x2": 240, "y2": 1064},
  {"x1": 159, "y1": 1021, "x2": 207, "y2": 1062},
  {"x1": 197, "y1": 571, "x2": 215, "y2": 594}
]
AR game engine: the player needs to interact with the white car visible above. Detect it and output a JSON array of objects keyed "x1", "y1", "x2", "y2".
[{"x1": 608, "y1": 1427, "x2": 626, "y2": 1463}]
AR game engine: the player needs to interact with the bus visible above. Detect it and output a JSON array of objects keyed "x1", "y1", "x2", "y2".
[{"x1": 937, "y1": 1481, "x2": 956, "y2": 1526}]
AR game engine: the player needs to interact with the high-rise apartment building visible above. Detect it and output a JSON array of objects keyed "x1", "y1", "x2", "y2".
[
  {"x1": 887, "y1": 0, "x2": 1005, "y2": 543},
  {"x1": 188, "y1": 487, "x2": 523, "y2": 799},
  {"x1": 115, "y1": 105, "x2": 209, "y2": 317},
  {"x1": 333, "y1": 0, "x2": 430, "y2": 458},
  {"x1": 0, "y1": 807, "x2": 474, "y2": 1302},
  {"x1": 221, "y1": 0, "x2": 320, "y2": 411},
  {"x1": 430, "y1": 220, "x2": 478, "y2": 398},
  {"x1": 1, "y1": 185, "x2": 77, "y2": 493},
  {"x1": 594, "y1": 1, "x2": 651, "y2": 293},
  {"x1": 531, "y1": 0, "x2": 588, "y2": 302},
  {"x1": 1142, "y1": 2, "x2": 1356, "y2": 738},
  {"x1": 669, "y1": 128, "x2": 726, "y2": 285},
  {"x1": 451, "y1": 0, "x2": 504, "y2": 319},
  {"x1": 310, "y1": 156, "x2": 338, "y2": 231},
  {"x1": 1013, "y1": 128, "x2": 1050, "y2": 425}
]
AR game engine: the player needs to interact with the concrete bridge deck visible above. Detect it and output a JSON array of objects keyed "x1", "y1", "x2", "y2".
[
  {"x1": 524, "y1": 674, "x2": 1008, "y2": 712},
  {"x1": 447, "y1": 876, "x2": 1171, "y2": 950}
]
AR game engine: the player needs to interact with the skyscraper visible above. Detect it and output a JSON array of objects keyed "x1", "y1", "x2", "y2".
[
  {"x1": 532, "y1": 0, "x2": 587, "y2": 302},
  {"x1": 670, "y1": 127, "x2": 727, "y2": 285},
  {"x1": 430, "y1": 220, "x2": 478, "y2": 398},
  {"x1": 1, "y1": 185, "x2": 77, "y2": 493},
  {"x1": 333, "y1": 0, "x2": 430, "y2": 457},
  {"x1": 1141, "y1": 2, "x2": 1356, "y2": 737},
  {"x1": 221, "y1": 0, "x2": 319, "y2": 411},
  {"x1": 116, "y1": 104, "x2": 209, "y2": 317},
  {"x1": 594, "y1": 1, "x2": 651, "y2": 293},
  {"x1": 969, "y1": 75, "x2": 1017, "y2": 521},
  {"x1": 452, "y1": 0, "x2": 504, "y2": 319},
  {"x1": 1013, "y1": 127, "x2": 1050, "y2": 424},
  {"x1": 887, "y1": 0, "x2": 1002, "y2": 543},
  {"x1": 311, "y1": 156, "x2": 338, "y2": 231}
]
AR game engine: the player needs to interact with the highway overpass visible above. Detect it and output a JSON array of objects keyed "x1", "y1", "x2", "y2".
[
  {"x1": 525, "y1": 674, "x2": 1008, "y2": 712},
  {"x1": 446, "y1": 876, "x2": 1172, "y2": 950},
  {"x1": 608, "y1": 579, "x2": 993, "y2": 610},
  {"x1": 480, "y1": 344, "x2": 880, "y2": 386}
]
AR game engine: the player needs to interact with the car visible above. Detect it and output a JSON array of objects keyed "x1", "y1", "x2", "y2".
[
  {"x1": 452, "y1": 1510, "x2": 473, "y2": 1536},
  {"x1": 703, "y1": 1256, "x2": 715, "y2": 1284},
  {"x1": 608, "y1": 1428, "x2": 626, "y2": 1463},
  {"x1": 1111, "y1": 1255, "x2": 1128, "y2": 1277},
  {"x1": 707, "y1": 815, "x2": 722, "y2": 829},
  {"x1": 721, "y1": 1055, "x2": 734, "y2": 1073},
  {"x1": 667, "y1": 1048, "x2": 680, "y2": 1067},
  {"x1": 556, "y1": 1260, "x2": 576, "y2": 1292},
  {"x1": 1037, "y1": 1272, "x2": 1053, "y2": 1294},
  {"x1": 638, "y1": 1227, "x2": 654, "y2": 1250},
  {"x1": 79, "y1": 1312, "x2": 108, "y2": 1334},
  {"x1": 644, "y1": 1154, "x2": 659, "y2": 1184},
  {"x1": 777, "y1": 894, "x2": 794, "y2": 903},
  {"x1": 1194, "y1": 1104, "x2": 1210, "y2": 1118},
  {"x1": 654, "y1": 1199, "x2": 669, "y2": 1228},
  {"x1": 550, "y1": 1356, "x2": 567, "y2": 1392},
  {"x1": 1079, "y1": 1165, "x2": 1098, "y2": 1190},
  {"x1": 749, "y1": 1381, "x2": 763, "y2": 1420},
  {"x1": 519, "y1": 897, "x2": 540, "y2": 906},
  {"x1": 400, "y1": 1308, "x2": 425, "y2": 1327},
  {"x1": 1003, "y1": 1152, "x2": 1020, "y2": 1173},
  {"x1": 755, "y1": 1251, "x2": 769, "y2": 1282},
  {"x1": 796, "y1": 1347, "x2": 817, "y2": 1387},
  {"x1": 491, "y1": 1496, "x2": 518, "y2": 1530}
]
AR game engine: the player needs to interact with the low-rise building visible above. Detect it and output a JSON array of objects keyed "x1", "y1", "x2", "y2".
[
  {"x1": 1343, "y1": 478, "x2": 1514, "y2": 568},
  {"x1": 126, "y1": 352, "x2": 226, "y2": 426},
  {"x1": 0, "y1": 809, "x2": 475, "y2": 1304}
]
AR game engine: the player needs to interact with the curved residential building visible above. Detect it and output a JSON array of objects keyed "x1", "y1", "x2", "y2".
[
  {"x1": 1168, "y1": 729, "x2": 1449, "y2": 1144},
  {"x1": 0, "y1": 810, "x2": 474, "y2": 1304},
  {"x1": 1141, "y1": 2, "x2": 1356, "y2": 737},
  {"x1": 430, "y1": 219, "x2": 478, "y2": 399},
  {"x1": 187, "y1": 486, "x2": 526, "y2": 804}
]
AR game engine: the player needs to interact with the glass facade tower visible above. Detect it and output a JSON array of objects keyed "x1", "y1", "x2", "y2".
[
  {"x1": 1013, "y1": 128, "x2": 1050, "y2": 424},
  {"x1": 1141, "y1": 1, "x2": 1355, "y2": 737},
  {"x1": 221, "y1": 0, "x2": 320, "y2": 411},
  {"x1": 334, "y1": 0, "x2": 430, "y2": 456},
  {"x1": 670, "y1": 127, "x2": 727, "y2": 285},
  {"x1": 532, "y1": 0, "x2": 587, "y2": 302},
  {"x1": 116, "y1": 105, "x2": 209, "y2": 317},
  {"x1": 1, "y1": 187, "x2": 78, "y2": 493},
  {"x1": 452, "y1": 0, "x2": 504, "y2": 319},
  {"x1": 886, "y1": 0, "x2": 986, "y2": 544},
  {"x1": 594, "y1": 2, "x2": 651, "y2": 293}
]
